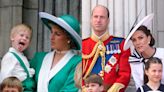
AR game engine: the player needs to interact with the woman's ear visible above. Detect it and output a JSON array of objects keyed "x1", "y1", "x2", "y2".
[
  {"x1": 147, "y1": 35, "x2": 151, "y2": 45},
  {"x1": 145, "y1": 70, "x2": 149, "y2": 76}
]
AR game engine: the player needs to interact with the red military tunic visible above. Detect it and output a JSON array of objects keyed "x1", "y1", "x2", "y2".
[{"x1": 82, "y1": 32, "x2": 131, "y2": 92}]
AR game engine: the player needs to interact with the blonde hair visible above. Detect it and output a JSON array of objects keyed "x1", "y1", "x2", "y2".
[
  {"x1": 10, "y1": 24, "x2": 32, "y2": 41},
  {"x1": 0, "y1": 77, "x2": 23, "y2": 92},
  {"x1": 74, "y1": 62, "x2": 82, "y2": 89}
]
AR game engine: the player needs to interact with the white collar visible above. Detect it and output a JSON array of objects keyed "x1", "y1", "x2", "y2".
[
  {"x1": 37, "y1": 50, "x2": 75, "y2": 92},
  {"x1": 9, "y1": 47, "x2": 24, "y2": 55}
]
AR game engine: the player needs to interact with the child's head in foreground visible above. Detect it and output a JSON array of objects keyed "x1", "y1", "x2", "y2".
[
  {"x1": 144, "y1": 57, "x2": 163, "y2": 84},
  {"x1": 0, "y1": 76, "x2": 23, "y2": 92},
  {"x1": 85, "y1": 74, "x2": 104, "y2": 92},
  {"x1": 10, "y1": 24, "x2": 32, "y2": 52}
]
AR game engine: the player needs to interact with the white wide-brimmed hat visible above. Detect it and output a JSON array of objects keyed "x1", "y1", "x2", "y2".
[
  {"x1": 39, "y1": 12, "x2": 81, "y2": 50},
  {"x1": 123, "y1": 13, "x2": 154, "y2": 50}
]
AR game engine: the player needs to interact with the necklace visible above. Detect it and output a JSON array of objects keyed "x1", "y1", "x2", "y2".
[{"x1": 55, "y1": 49, "x2": 69, "y2": 54}]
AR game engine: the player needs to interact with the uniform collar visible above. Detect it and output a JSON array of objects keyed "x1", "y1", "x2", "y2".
[{"x1": 91, "y1": 31, "x2": 110, "y2": 42}]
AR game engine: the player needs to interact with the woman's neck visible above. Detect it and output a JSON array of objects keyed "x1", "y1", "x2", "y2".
[
  {"x1": 51, "y1": 50, "x2": 70, "y2": 69},
  {"x1": 55, "y1": 49, "x2": 70, "y2": 54},
  {"x1": 147, "y1": 81, "x2": 160, "y2": 90},
  {"x1": 141, "y1": 47, "x2": 155, "y2": 58}
]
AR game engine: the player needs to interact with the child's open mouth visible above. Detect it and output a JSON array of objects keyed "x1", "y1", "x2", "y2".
[{"x1": 19, "y1": 42, "x2": 25, "y2": 46}]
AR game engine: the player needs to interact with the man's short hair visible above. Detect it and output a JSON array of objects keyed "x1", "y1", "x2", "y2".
[{"x1": 92, "y1": 5, "x2": 110, "y2": 18}]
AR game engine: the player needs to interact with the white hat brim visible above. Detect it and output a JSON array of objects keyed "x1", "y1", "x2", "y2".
[{"x1": 124, "y1": 13, "x2": 154, "y2": 50}]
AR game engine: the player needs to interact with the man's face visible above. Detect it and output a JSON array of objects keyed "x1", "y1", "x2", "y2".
[{"x1": 91, "y1": 6, "x2": 109, "y2": 35}]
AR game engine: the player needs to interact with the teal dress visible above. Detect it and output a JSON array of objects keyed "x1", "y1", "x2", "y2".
[{"x1": 30, "y1": 50, "x2": 81, "y2": 92}]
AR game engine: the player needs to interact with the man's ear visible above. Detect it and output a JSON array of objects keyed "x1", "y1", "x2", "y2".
[{"x1": 107, "y1": 18, "x2": 110, "y2": 24}]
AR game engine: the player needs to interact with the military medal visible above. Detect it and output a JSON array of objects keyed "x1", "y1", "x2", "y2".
[
  {"x1": 106, "y1": 45, "x2": 110, "y2": 54},
  {"x1": 117, "y1": 44, "x2": 121, "y2": 53},
  {"x1": 109, "y1": 56, "x2": 117, "y2": 66},
  {"x1": 104, "y1": 64, "x2": 112, "y2": 73},
  {"x1": 113, "y1": 44, "x2": 117, "y2": 54},
  {"x1": 110, "y1": 45, "x2": 114, "y2": 54}
]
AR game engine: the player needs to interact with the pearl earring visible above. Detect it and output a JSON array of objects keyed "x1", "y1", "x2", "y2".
[
  {"x1": 67, "y1": 40, "x2": 71, "y2": 44},
  {"x1": 148, "y1": 41, "x2": 150, "y2": 44}
]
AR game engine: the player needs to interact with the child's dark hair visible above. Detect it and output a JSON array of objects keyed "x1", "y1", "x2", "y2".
[
  {"x1": 0, "y1": 76, "x2": 23, "y2": 92},
  {"x1": 84, "y1": 74, "x2": 103, "y2": 86},
  {"x1": 144, "y1": 57, "x2": 163, "y2": 84}
]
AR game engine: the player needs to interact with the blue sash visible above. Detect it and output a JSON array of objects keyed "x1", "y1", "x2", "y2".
[{"x1": 91, "y1": 37, "x2": 123, "y2": 74}]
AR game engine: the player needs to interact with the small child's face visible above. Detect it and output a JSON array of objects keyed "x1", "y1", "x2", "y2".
[
  {"x1": 11, "y1": 30, "x2": 31, "y2": 52},
  {"x1": 85, "y1": 83, "x2": 104, "y2": 92},
  {"x1": 2, "y1": 86, "x2": 19, "y2": 92},
  {"x1": 145, "y1": 63, "x2": 162, "y2": 83}
]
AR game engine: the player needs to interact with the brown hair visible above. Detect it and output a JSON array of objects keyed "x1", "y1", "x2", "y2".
[
  {"x1": 10, "y1": 23, "x2": 33, "y2": 41},
  {"x1": 85, "y1": 74, "x2": 103, "y2": 86},
  {"x1": 136, "y1": 25, "x2": 155, "y2": 46},
  {"x1": 144, "y1": 57, "x2": 162, "y2": 84},
  {"x1": 0, "y1": 77, "x2": 23, "y2": 92}
]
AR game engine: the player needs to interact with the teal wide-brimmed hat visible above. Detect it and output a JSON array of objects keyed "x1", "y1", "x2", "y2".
[{"x1": 39, "y1": 12, "x2": 81, "y2": 50}]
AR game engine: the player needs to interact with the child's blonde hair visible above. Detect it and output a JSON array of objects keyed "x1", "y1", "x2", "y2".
[
  {"x1": 74, "y1": 62, "x2": 82, "y2": 89},
  {"x1": 0, "y1": 76, "x2": 23, "y2": 92},
  {"x1": 10, "y1": 24, "x2": 32, "y2": 41}
]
